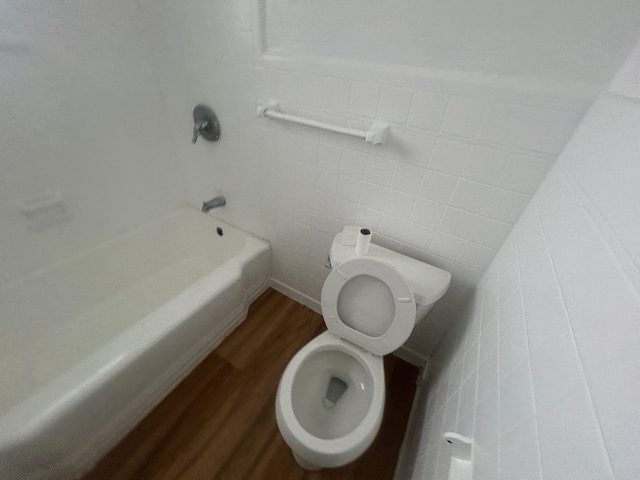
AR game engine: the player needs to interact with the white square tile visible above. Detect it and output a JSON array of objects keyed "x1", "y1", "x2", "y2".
[
  {"x1": 348, "y1": 80, "x2": 381, "y2": 118},
  {"x1": 500, "y1": 361, "x2": 535, "y2": 437},
  {"x1": 474, "y1": 392, "x2": 499, "y2": 478},
  {"x1": 499, "y1": 317, "x2": 528, "y2": 381},
  {"x1": 411, "y1": 198, "x2": 446, "y2": 228},
  {"x1": 391, "y1": 163, "x2": 425, "y2": 196},
  {"x1": 517, "y1": 108, "x2": 582, "y2": 155},
  {"x1": 497, "y1": 154, "x2": 553, "y2": 195},
  {"x1": 402, "y1": 222, "x2": 435, "y2": 250},
  {"x1": 355, "y1": 205, "x2": 382, "y2": 229},
  {"x1": 334, "y1": 197, "x2": 358, "y2": 225},
  {"x1": 468, "y1": 216, "x2": 512, "y2": 249},
  {"x1": 439, "y1": 207, "x2": 478, "y2": 238},
  {"x1": 297, "y1": 72, "x2": 324, "y2": 108},
  {"x1": 428, "y1": 138, "x2": 471, "y2": 175},
  {"x1": 477, "y1": 102, "x2": 527, "y2": 147},
  {"x1": 450, "y1": 179, "x2": 493, "y2": 213},
  {"x1": 458, "y1": 370, "x2": 478, "y2": 422},
  {"x1": 336, "y1": 175, "x2": 362, "y2": 202},
  {"x1": 587, "y1": 341, "x2": 640, "y2": 479},
  {"x1": 528, "y1": 327, "x2": 584, "y2": 414},
  {"x1": 310, "y1": 229, "x2": 332, "y2": 251},
  {"x1": 295, "y1": 204, "x2": 313, "y2": 225},
  {"x1": 499, "y1": 418, "x2": 542, "y2": 480},
  {"x1": 314, "y1": 191, "x2": 335, "y2": 215},
  {"x1": 463, "y1": 339, "x2": 480, "y2": 381},
  {"x1": 365, "y1": 155, "x2": 396, "y2": 186},
  {"x1": 462, "y1": 147, "x2": 509, "y2": 186},
  {"x1": 482, "y1": 188, "x2": 529, "y2": 224},
  {"x1": 383, "y1": 190, "x2": 416, "y2": 219},
  {"x1": 429, "y1": 231, "x2": 466, "y2": 260},
  {"x1": 317, "y1": 142, "x2": 342, "y2": 172},
  {"x1": 537, "y1": 386, "x2": 614, "y2": 479},
  {"x1": 333, "y1": 197, "x2": 358, "y2": 223},
  {"x1": 419, "y1": 170, "x2": 458, "y2": 204},
  {"x1": 311, "y1": 211, "x2": 333, "y2": 234},
  {"x1": 378, "y1": 86, "x2": 413, "y2": 124},
  {"x1": 294, "y1": 222, "x2": 312, "y2": 243},
  {"x1": 440, "y1": 96, "x2": 490, "y2": 138},
  {"x1": 359, "y1": 182, "x2": 388, "y2": 211},
  {"x1": 293, "y1": 162, "x2": 316, "y2": 188},
  {"x1": 377, "y1": 213, "x2": 407, "y2": 240},
  {"x1": 457, "y1": 242, "x2": 497, "y2": 271},
  {"x1": 316, "y1": 169, "x2": 339, "y2": 194},
  {"x1": 407, "y1": 90, "x2": 450, "y2": 131},
  {"x1": 320, "y1": 76, "x2": 352, "y2": 114},
  {"x1": 340, "y1": 148, "x2": 368, "y2": 179},
  {"x1": 402, "y1": 131, "x2": 437, "y2": 167},
  {"x1": 477, "y1": 345, "x2": 498, "y2": 402}
]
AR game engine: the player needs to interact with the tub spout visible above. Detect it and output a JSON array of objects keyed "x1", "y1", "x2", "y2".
[{"x1": 202, "y1": 195, "x2": 226, "y2": 213}]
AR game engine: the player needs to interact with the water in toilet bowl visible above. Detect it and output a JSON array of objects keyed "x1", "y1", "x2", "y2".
[
  {"x1": 291, "y1": 349, "x2": 374, "y2": 440},
  {"x1": 323, "y1": 376, "x2": 348, "y2": 409}
]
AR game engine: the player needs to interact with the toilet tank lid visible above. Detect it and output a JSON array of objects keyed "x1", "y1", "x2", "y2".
[{"x1": 330, "y1": 232, "x2": 452, "y2": 306}]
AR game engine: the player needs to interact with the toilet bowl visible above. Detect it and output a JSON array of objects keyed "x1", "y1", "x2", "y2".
[
  {"x1": 275, "y1": 331, "x2": 385, "y2": 470},
  {"x1": 276, "y1": 228, "x2": 452, "y2": 470}
]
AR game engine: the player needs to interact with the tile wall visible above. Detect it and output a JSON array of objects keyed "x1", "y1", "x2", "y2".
[
  {"x1": 251, "y1": 61, "x2": 588, "y2": 359},
  {"x1": 0, "y1": 0, "x2": 185, "y2": 286},
  {"x1": 397, "y1": 41, "x2": 640, "y2": 479},
  {"x1": 142, "y1": 0, "x2": 595, "y2": 359}
]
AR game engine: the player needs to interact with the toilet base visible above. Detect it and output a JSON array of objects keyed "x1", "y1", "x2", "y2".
[{"x1": 293, "y1": 452, "x2": 322, "y2": 471}]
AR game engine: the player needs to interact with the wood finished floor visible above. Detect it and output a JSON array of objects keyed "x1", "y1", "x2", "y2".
[{"x1": 84, "y1": 289, "x2": 419, "y2": 480}]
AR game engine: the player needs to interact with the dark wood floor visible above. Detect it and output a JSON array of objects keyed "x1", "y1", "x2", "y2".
[{"x1": 84, "y1": 289, "x2": 419, "y2": 480}]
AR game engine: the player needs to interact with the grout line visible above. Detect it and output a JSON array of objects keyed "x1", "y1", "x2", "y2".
[
  {"x1": 514, "y1": 238, "x2": 545, "y2": 479},
  {"x1": 556, "y1": 163, "x2": 640, "y2": 296},
  {"x1": 533, "y1": 203, "x2": 617, "y2": 478}
]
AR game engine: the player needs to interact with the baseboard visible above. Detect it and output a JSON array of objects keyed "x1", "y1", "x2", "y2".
[
  {"x1": 394, "y1": 346, "x2": 427, "y2": 367},
  {"x1": 268, "y1": 278, "x2": 321, "y2": 314}
]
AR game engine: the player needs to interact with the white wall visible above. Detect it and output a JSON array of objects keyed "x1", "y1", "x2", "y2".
[
  {"x1": 266, "y1": 0, "x2": 640, "y2": 84},
  {"x1": 0, "y1": 0, "x2": 185, "y2": 287},
  {"x1": 140, "y1": 0, "x2": 607, "y2": 359},
  {"x1": 398, "y1": 40, "x2": 640, "y2": 480}
]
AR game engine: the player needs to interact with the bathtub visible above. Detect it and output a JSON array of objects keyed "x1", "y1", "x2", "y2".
[{"x1": 0, "y1": 207, "x2": 270, "y2": 479}]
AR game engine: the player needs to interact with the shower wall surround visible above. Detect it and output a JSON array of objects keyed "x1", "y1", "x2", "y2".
[
  {"x1": 397, "y1": 40, "x2": 640, "y2": 479},
  {"x1": 138, "y1": 0, "x2": 637, "y2": 359},
  {"x1": 0, "y1": 0, "x2": 185, "y2": 286}
]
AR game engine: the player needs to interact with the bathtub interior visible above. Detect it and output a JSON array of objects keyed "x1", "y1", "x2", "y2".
[{"x1": 0, "y1": 207, "x2": 268, "y2": 415}]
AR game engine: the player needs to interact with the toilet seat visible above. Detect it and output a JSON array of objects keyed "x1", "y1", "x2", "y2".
[{"x1": 321, "y1": 258, "x2": 416, "y2": 356}]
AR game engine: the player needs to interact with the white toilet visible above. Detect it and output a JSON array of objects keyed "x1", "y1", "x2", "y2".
[{"x1": 275, "y1": 229, "x2": 452, "y2": 470}]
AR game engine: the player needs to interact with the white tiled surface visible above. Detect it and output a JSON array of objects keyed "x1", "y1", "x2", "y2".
[
  {"x1": 0, "y1": 0, "x2": 186, "y2": 287},
  {"x1": 136, "y1": 0, "x2": 597, "y2": 360},
  {"x1": 403, "y1": 47, "x2": 640, "y2": 478}
]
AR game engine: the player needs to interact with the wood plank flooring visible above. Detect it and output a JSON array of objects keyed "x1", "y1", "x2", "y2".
[{"x1": 83, "y1": 289, "x2": 419, "y2": 480}]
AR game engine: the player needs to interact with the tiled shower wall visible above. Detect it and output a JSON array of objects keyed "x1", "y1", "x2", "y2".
[
  {"x1": 142, "y1": 0, "x2": 594, "y2": 359},
  {"x1": 0, "y1": 0, "x2": 185, "y2": 287},
  {"x1": 397, "y1": 41, "x2": 640, "y2": 479}
]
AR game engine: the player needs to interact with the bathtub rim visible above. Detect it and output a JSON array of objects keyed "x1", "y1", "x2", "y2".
[{"x1": 0, "y1": 208, "x2": 270, "y2": 458}]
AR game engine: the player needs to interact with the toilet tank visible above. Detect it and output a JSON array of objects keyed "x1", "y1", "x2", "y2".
[{"x1": 330, "y1": 232, "x2": 452, "y2": 322}]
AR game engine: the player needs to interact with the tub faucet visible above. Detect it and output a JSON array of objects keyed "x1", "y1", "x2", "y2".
[{"x1": 202, "y1": 195, "x2": 226, "y2": 213}]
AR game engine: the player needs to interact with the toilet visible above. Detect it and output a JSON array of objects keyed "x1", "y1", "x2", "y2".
[{"x1": 275, "y1": 228, "x2": 452, "y2": 470}]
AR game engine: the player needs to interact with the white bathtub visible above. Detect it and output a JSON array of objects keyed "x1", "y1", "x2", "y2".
[{"x1": 0, "y1": 207, "x2": 270, "y2": 479}]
